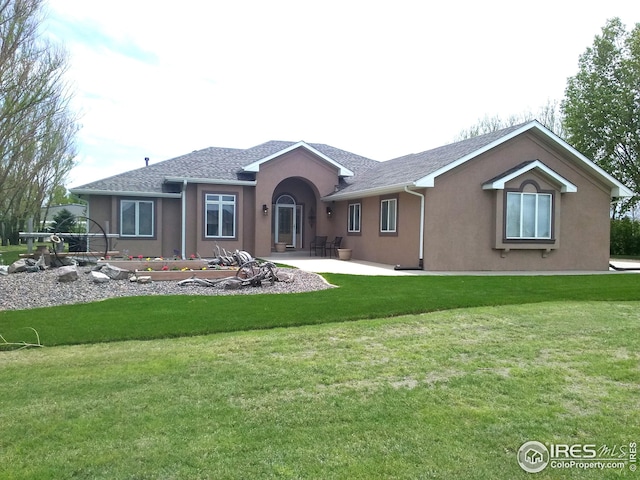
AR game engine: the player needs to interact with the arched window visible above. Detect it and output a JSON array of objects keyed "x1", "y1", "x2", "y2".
[{"x1": 505, "y1": 181, "x2": 552, "y2": 240}]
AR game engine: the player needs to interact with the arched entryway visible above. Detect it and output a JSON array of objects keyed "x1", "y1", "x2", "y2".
[{"x1": 270, "y1": 178, "x2": 318, "y2": 251}]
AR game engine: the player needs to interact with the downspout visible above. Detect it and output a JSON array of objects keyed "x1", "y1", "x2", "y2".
[
  {"x1": 181, "y1": 180, "x2": 187, "y2": 260},
  {"x1": 394, "y1": 186, "x2": 425, "y2": 270}
]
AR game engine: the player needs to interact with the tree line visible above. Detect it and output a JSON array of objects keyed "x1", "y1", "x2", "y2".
[
  {"x1": 0, "y1": 0, "x2": 77, "y2": 245},
  {"x1": 458, "y1": 18, "x2": 639, "y2": 218}
]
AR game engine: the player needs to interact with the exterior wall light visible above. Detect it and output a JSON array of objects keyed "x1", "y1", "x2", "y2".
[
  {"x1": 326, "y1": 206, "x2": 333, "y2": 218},
  {"x1": 262, "y1": 204, "x2": 269, "y2": 216}
]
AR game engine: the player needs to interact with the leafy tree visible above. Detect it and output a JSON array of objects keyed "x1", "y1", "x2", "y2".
[
  {"x1": 48, "y1": 207, "x2": 75, "y2": 233},
  {"x1": 455, "y1": 100, "x2": 565, "y2": 141},
  {"x1": 0, "y1": 0, "x2": 78, "y2": 244},
  {"x1": 562, "y1": 18, "x2": 640, "y2": 216}
]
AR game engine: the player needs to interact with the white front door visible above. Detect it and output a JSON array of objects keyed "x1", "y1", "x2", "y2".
[{"x1": 275, "y1": 195, "x2": 297, "y2": 247}]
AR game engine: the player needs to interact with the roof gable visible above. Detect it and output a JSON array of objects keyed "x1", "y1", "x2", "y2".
[
  {"x1": 415, "y1": 121, "x2": 631, "y2": 197},
  {"x1": 482, "y1": 160, "x2": 578, "y2": 193},
  {"x1": 241, "y1": 141, "x2": 355, "y2": 177}
]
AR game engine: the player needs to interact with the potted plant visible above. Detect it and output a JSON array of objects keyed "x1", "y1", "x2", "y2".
[
  {"x1": 337, "y1": 248, "x2": 352, "y2": 261},
  {"x1": 275, "y1": 242, "x2": 287, "y2": 253}
]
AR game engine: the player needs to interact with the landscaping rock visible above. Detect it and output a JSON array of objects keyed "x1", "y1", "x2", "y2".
[
  {"x1": 0, "y1": 265, "x2": 8, "y2": 276},
  {"x1": 90, "y1": 271, "x2": 110, "y2": 284},
  {"x1": 276, "y1": 271, "x2": 294, "y2": 283},
  {"x1": 57, "y1": 265, "x2": 78, "y2": 283},
  {"x1": 101, "y1": 263, "x2": 130, "y2": 280},
  {"x1": 50, "y1": 257, "x2": 76, "y2": 268},
  {"x1": 136, "y1": 275, "x2": 152, "y2": 284},
  {"x1": 8, "y1": 259, "x2": 30, "y2": 274}
]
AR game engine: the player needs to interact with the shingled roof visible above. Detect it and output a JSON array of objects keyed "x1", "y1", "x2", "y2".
[
  {"x1": 71, "y1": 141, "x2": 379, "y2": 195},
  {"x1": 326, "y1": 123, "x2": 528, "y2": 199}
]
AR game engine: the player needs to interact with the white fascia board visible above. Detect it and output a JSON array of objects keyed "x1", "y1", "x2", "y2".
[
  {"x1": 322, "y1": 183, "x2": 411, "y2": 201},
  {"x1": 164, "y1": 177, "x2": 257, "y2": 186},
  {"x1": 242, "y1": 141, "x2": 355, "y2": 177},
  {"x1": 69, "y1": 189, "x2": 181, "y2": 198},
  {"x1": 482, "y1": 160, "x2": 578, "y2": 193}
]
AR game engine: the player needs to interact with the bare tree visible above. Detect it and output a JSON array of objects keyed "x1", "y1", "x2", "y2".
[
  {"x1": 0, "y1": 0, "x2": 78, "y2": 244},
  {"x1": 454, "y1": 100, "x2": 565, "y2": 141}
]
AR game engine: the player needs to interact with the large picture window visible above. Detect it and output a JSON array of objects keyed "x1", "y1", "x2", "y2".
[
  {"x1": 348, "y1": 203, "x2": 361, "y2": 233},
  {"x1": 205, "y1": 194, "x2": 236, "y2": 238},
  {"x1": 506, "y1": 192, "x2": 552, "y2": 239},
  {"x1": 380, "y1": 198, "x2": 397, "y2": 233},
  {"x1": 121, "y1": 200, "x2": 154, "y2": 237}
]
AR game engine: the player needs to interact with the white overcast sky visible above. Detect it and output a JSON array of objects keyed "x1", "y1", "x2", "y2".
[{"x1": 43, "y1": 1, "x2": 638, "y2": 188}]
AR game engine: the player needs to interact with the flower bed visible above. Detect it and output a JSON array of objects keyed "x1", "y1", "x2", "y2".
[{"x1": 97, "y1": 258, "x2": 209, "y2": 272}]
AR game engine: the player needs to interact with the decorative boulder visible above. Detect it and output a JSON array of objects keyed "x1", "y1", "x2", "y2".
[
  {"x1": 57, "y1": 265, "x2": 78, "y2": 283},
  {"x1": 50, "y1": 256, "x2": 76, "y2": 268},
  {"x1": 8, "y1": 259, "x2": 30, "y2": 274},
  {"x1": 100, "y1": 263, "x2": 130, "y2": 280},
  {"x1": 0, "y1": 265, "x2": 8, "y2": 276},
  {"x1": 90, "y1": 271, "x2": 110, "y2": 284},
  {"x1": 276, "y1": 271, "x2": 294, "y2": 283}
]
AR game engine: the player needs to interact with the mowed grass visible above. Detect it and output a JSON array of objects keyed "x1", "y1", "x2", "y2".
[
  {"x1": 2, "y1": 273, "x2": 640, "y2": 346},
  {"x1": 1, "y1": 301, "x2": 638, "y2": 479}
]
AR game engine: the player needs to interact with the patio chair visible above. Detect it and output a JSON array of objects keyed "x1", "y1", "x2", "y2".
[
  {"x1": 326, "y1": 236, "x2": 343, "y2": 258},
  {"x1": 310, "y1": 235, "x2": 327, "y2": 256}
]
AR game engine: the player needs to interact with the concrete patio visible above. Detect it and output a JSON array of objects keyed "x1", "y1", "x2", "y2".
[{"x1": 263, "y1": 252, "x2": 640, "y2": 276}]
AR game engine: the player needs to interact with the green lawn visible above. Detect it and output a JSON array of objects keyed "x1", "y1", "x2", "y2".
[
  {"x1": 2, "y1": 260, "x2": 640, "y2": 478},
  {"x1": 1, "y1": 301, "x2": 638, "y2": 479},
  {"x1": 2, "y1": 273, "x2": 640, "y2": 347}
]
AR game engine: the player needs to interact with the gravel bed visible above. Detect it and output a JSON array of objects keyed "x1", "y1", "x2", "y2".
[{"x1": 0, "y1": 266, "x2": 334, "y2": 311}]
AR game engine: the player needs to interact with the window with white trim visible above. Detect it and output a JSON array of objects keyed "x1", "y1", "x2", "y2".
[
  {"x1": 506, "y1": 192, "x2": 552, "y2": 239},
  {"x1": 120, "y1": 200, "x2": 154, "y2": 237},
  {"x1": 380, "y1": 198, "x2": 397, "y2": 233},
  {"x1": 348, "y1": 203, "x2": 361, "y2": 232},
  {"x1": 205, "y1": 194, "x2": 236, "y2": 238}
]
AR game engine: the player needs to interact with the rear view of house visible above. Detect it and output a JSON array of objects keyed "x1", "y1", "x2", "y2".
[{"x1": 71, "y1": 121, "x2": 632, "y2": 271}]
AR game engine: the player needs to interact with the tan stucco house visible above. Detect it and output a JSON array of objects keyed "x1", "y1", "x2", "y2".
[{"x1": 70, "y1": 121, "x2": 633, "y2": 271}]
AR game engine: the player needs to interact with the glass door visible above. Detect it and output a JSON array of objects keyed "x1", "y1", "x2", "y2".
[{"x1": 275, "y1": 195, "x2": 297, "y2": 247}]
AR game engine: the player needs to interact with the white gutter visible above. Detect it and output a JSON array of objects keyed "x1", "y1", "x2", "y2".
[
  {"x1": 181, "y1": 180, "x2": 187, "y2": 260},
  {"x1": 323, "y1": 183, "x2": 412, "y2": 201},
  {"x1": 164, "y1": 177, "x2": 256, "y2": 186},
  {"x1": 404, "y1": 186, "x2": 424, "y2": 267},
  {"x1": 69, "y1": 189, "x2": 181, "y2": 198}
]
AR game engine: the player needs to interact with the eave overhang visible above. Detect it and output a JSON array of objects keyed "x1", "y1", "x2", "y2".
[
  {"x1": 323, "y1": 183, "x2": 412, "y2": 201},
  {"x1": 164, "y1": 177, "x2": 257, "y2": 186},
  {"x1": 69, "y1": 189, "x2": 182, "y2": 198}
]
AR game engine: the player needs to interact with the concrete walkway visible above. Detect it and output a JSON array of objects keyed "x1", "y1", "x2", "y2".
[{"x1": 263, "y1": 252, "x2": 640, "y2": 276}]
